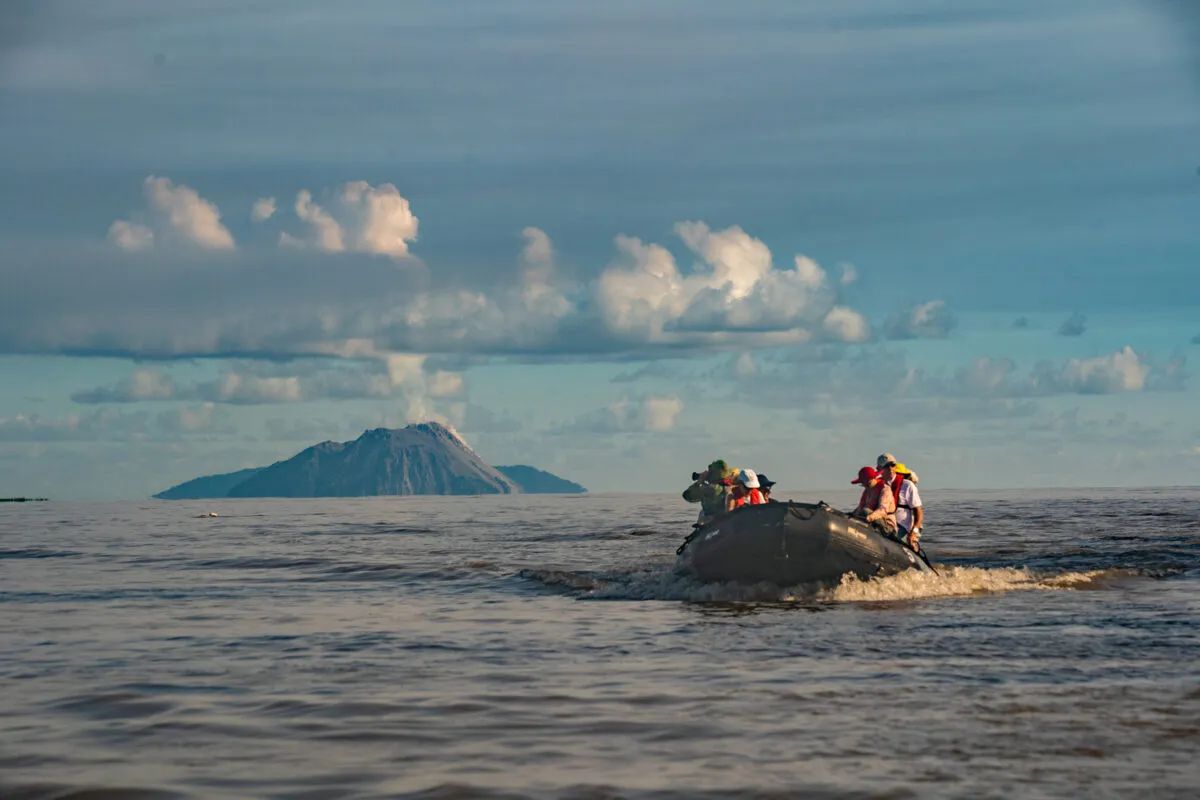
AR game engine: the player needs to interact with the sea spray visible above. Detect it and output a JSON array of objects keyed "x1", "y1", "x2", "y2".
[
  {"x1": 520, "y1": 562, "x2": 1120, "y2": 603},
  {"x1": 820, "y1": 565, "x2": 1112, "y2": 603}
]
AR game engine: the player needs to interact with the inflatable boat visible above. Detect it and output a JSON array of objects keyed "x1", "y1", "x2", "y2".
[{"x1": 676, "y1": 501, "x2": 933, "y2": 586}]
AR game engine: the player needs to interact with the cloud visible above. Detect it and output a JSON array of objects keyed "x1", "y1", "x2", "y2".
[
  {"x1": 143, "y1": 176, "x2": 235, "y2": 250},
  {"x1": 640, "y1": 395, "x2": 684, "y2": 431},
  {"x1": 952, "y1": 348, "x2": 1180, "y2": 397},
  {"x1": 594, "y1": 223, "x2": 859, "y2": 344},
  {"x1": 108, "y1": 176, "x2": 235, "y2": 251},
  {"x1": 14, "y1": 210, "x2": 868, "y2": 361},
  {"x1": 286, "y1": 189, "x2": 344, "y2": 251},
  {"x1": 70, "y1": 357, "x2": 468, "y2": 413},
  {"x1": 884, "y1": 300, "x2": 956, "y2": 340},
  {"x1": 204, "y1": 373, "x2": 303, "y2": 404},
  {"x1": 0, "y1": 404, "x2": 230, "y2": 442},
  {"x1": 283, "y1": 181, "x2": 418, "y2": 259},
  {"x1": 251, "y1": 197, "x2": 276, "y2": 222},
  {"x1": 71, "y1": 368, "x2": 176, "y2": 403},
  {"x1": 565, "y1": 394, "x2": 684, "y2": 434},
  {"x1": 107, "y1": 220, "x2": 154, "y2": 251},
  {"x1": 1032, "y1": 346, "x2": 1150, "y2": 393},
  {"x1": 1145, "y1": 355, "x2": 1187, "y2": 392},
  {"x1": 162, "y1": 403, "x2": 226, "y2": 434},
  {"x1": 1191, "y1": 332, "x2": 1200, "y2": 345},
  {"x1": 520, "y1": 226, "x2": 554, "y2": 282},
  {"x1": 821, "y1": 306, "x2": 871, "y2": 343},
  {"x1": 955, "y1": 356, "x2": 1017, "y2": 395},
  {"x1": 1058, "y1": 312, "x2": 1087, "y2": 337}
]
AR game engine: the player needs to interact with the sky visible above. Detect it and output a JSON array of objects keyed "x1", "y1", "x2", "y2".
[{"x1": 1, "y1": 0, "x2": 1198, "y2": 499}]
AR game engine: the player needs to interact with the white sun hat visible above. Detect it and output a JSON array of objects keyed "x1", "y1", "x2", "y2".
[{"x1": 737, "y1": 468, "x2": 761, "y2": 489}]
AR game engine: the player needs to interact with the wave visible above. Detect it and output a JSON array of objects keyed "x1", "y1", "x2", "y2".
[
  {"x1": 516, "y1": 562, "x2": 1131, "y2": 604},
  {"x1": 817, "y1": 564, "x2": 1124, "y2": 603}
]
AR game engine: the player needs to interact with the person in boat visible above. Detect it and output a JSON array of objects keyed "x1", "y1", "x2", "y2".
[
  {"x1": 727, "y1": 468, "x2": 767, "y2": 511},
  {"x1": 756, "y1": 473, "x2": 777, "y2": 502},
  {"x1": 876, "y1": 452, "x2": 919, "y2": 485},
  {"x1": 879, "y1": 460, "x2": 924, "y2": 550},
  {"x1": 683, "y1": 459, "x2": 736, "y2": 525},
  {"x1": 849, "y1": 466, "x2": 897, "y2": 534}
]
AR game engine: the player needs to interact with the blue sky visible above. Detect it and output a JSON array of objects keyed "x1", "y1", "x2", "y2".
[{"x1": 1, "y1": 0, "x2": 1198, "y2": 499}]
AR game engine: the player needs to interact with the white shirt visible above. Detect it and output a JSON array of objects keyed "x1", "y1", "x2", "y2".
[{"x1": 895, "y1": 480, "x2": 922, "y2": 532}]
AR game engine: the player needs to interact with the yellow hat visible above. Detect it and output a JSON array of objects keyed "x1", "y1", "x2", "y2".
[{"x1": 893, "y1": 463, "x2": 913, "y2": 475}]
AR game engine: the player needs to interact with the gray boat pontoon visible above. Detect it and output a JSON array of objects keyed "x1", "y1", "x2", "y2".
[{"x1": 676, "y1": 501, "x2": 934, "y2": 586}]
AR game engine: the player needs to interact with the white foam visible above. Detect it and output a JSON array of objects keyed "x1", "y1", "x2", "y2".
[
  {"x1": 818, "y1": 565, "x2": 1110, "y2": 603},
  {"x1": 571, "y1": 563, "x2": 1116, "y2": 604}
]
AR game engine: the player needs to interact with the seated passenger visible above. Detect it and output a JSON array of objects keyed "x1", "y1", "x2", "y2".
[
  {"x1": 877, "y1": 452, "x2": 919, "y2": 486},
  {"x1": 683, "y1": 459, "x2": 736, "y2": 525},
  {"x1": 727, "y1": 469, "x2": 766, "y2": 511},
  {"x1": 756, "y1": 473, "x2": 777, "y2": 502},
  {"x1": 886, "y1": 462, "x2": 924, "y2": 550},
  {"x1": 849, "y1": 466, "x2": 897, "y2": 534}
]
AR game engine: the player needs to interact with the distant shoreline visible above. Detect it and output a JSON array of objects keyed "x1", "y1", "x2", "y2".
[{"x1": 0, "y1": 497, "x2": 49, "y2": 503}]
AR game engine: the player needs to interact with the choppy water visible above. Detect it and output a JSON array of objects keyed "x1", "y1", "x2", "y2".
[{"x1": 1, "y1": 488, "x2": 1198, "y2": 799}]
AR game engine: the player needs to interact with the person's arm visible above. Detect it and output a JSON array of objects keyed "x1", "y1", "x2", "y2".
[
  {"x1": 909, "y1": 485, "x2": 924, "y2": 532},
  {"x1": 866, "y1": 486, "x2": 895, "y2": 522},
  {"x1": 682, "y1": 480, "x2": 708, "y2": 503}
]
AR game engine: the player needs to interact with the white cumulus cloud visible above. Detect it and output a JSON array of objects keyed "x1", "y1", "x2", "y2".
[
  {"x1": 142, "y1": 176, "x2": 235, "y2": 250},
  {"x1": 595, "y1": 223, "x2": 851, "y2": 344},
  {"x1": 109, "y1": 177, "x2": 235, "y2": 251},
  {"x1": 284, "y1": 181, "x2": 418, "y2": 259},
  {"x1": 821, "y1": 306, "x2": 871, "y2": 343}
]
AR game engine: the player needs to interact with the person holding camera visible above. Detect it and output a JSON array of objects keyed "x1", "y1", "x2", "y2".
[{"x1": 682, "y1": 459, "x2": 736, "y2": 525}]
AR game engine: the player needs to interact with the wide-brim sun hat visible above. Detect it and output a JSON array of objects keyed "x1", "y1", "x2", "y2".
[
  {"x1": 756, "y1": 473, "x2": 777, "y2": 488},
  {"x1": 851, "y1": 466, "x2": 879, "y2": 485},
  {"x1": 894, "y1": 463, "x2": 919, "y2": 483},
  {"x1": 737, "y1": 468, "x2": 761, "y2": 489}
]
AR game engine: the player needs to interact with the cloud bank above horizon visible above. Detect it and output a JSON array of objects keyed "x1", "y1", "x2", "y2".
[{"x1": 1, "y1": 0, "x2": 1198, "y2": 498}]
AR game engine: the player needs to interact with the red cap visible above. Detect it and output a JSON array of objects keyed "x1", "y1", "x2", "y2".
[{"x1": 851, "y1": 466, "x2": 879, "y2": 485}]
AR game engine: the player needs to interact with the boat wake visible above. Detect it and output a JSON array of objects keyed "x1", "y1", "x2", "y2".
[
  {"x1": 818, "y1": 564, "x2": 1125, "y2": 603},
  {"x1": 517, "y1": 562, "x2": 1131, "y2": 604}
]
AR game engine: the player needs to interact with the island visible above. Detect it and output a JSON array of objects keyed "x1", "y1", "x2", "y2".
[{"x1": 155, "y1": 422, "x2": 585, "y2": 499}]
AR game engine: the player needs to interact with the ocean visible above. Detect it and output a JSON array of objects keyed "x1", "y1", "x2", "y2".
[{"x1": 1, "y1": 488, "x2": 1197, "y2": 799}]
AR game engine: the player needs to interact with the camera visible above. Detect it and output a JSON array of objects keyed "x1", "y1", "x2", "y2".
[{"x1": 692, "y1": 471, "x2": 702, "y2": 481}]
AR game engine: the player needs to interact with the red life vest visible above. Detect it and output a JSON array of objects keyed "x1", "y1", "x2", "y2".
[
  {"x1": 731, "y1": 487, "x2": 765, "y2": 508},
  {"x1": 890, "y1": 476, "x2": 915, "y2": 511}
]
